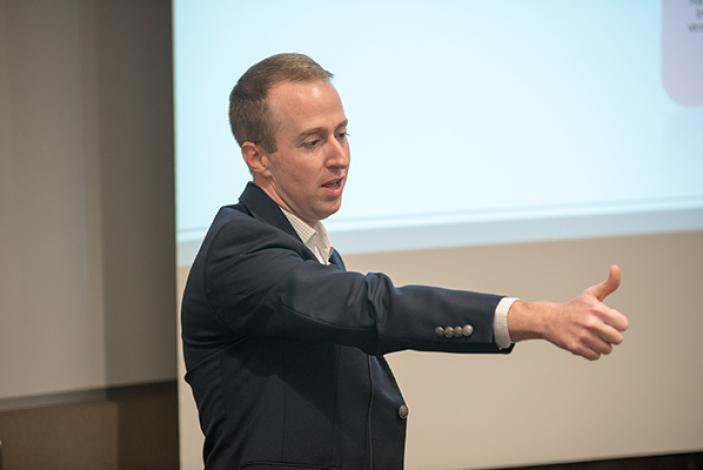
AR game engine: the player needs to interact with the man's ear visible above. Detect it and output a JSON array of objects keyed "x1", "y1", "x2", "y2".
[{"x1": 241, "y1": 141, "x2": 272, "y2": 179}]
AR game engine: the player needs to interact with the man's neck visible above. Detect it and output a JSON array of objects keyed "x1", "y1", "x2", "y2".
[{"x1": 253, "y1": 179, "x2": 318, "y2": 228}]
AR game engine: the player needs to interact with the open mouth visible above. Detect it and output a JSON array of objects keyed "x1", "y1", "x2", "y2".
[{"x1": 322, "y1": 178, "x2": 343, "y2": 189}]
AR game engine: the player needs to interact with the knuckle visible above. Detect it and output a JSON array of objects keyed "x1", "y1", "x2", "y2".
[
  {"x1": 589, "y1": 306, "x2": 605, "y2": 318},
  {"x1": 584, "y1": 316, "x2": 599, "y2": 329}
]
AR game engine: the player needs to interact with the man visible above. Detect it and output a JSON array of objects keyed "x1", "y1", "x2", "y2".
[{"x1": 181, "y1": 53, "x2": 628, "y2": 470}]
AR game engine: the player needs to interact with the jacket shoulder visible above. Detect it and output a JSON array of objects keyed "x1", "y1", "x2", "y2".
[{"x1": 199, "y1": 204, "x2": 303, "y2": 261}]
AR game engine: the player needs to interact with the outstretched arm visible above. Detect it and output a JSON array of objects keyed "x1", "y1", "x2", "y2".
[{"x1": 507, "y1": 265, "x2": 629, "y2": 360}]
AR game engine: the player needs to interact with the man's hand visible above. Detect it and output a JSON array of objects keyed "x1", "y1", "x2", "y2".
[{"x1": 508, "y1": 265, "x2": 629, "y2": 361}]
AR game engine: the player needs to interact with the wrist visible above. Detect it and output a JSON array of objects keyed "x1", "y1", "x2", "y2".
[{"x1": 507, "y1": 300, "x2": 553, "y2": 342}]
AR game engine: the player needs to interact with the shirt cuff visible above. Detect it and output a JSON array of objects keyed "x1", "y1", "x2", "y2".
[{"x1": 494, "y1": 297, "x2": 518, "y2": 349}]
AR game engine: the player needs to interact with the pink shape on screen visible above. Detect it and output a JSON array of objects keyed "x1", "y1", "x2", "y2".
[{"x1": 662, "y1": 0, "x2": 703, "y2": 106}]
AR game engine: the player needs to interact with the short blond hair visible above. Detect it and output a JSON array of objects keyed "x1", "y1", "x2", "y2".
[{"x1": 229, "y1": 53, "x2": 333, "y2": 153}]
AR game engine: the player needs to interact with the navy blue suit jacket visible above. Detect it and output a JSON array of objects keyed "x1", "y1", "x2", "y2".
[{"x1": 181, "y1": 182, "x2": 512, "y2": 470}]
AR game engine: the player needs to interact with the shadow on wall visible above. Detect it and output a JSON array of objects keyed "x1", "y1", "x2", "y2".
[{"x1": 0, "y1": 382, "x2": 178, "y2": 470}]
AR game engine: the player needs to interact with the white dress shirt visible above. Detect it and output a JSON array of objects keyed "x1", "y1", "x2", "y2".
[{"x1": 281, "y1": 208, "x2": 515, "y2": 349}]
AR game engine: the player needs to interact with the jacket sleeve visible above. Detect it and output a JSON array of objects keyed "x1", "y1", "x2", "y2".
[{"x1": 204, "y1": 217, "x2": 511, "y2": 356}]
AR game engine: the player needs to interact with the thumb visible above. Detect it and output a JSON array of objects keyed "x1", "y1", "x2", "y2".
[{"x1": 586, "y1": 264, "x2": 621, "y2": 301}]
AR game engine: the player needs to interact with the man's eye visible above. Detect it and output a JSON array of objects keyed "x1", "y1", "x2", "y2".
[
  {"x1": 337, "y1": 131, "x2": 349, "y2": 140},
  {"x1": 303, "y1": 139, "x2": 321, "y2": 149}
]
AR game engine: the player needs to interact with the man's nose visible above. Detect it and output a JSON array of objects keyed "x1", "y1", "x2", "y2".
[{"x1": 326, "y1": 137, "x2": 349, "y2": 169}]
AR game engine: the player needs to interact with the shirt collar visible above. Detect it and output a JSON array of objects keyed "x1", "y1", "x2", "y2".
[{"x1": 280, "y1": 208, "x2": 333, "y2": 265}]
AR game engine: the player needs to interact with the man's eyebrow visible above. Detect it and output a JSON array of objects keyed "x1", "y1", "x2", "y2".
[
  {"x1": 297, "y1": 127, "x2": 324, "y2": 140},
  {"x1": 296, "y1": 120, "x2": 349, "y2": 140}
]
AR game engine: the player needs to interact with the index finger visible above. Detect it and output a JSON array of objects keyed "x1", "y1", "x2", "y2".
[{"x1": 598, "y1": 305, "x2": 629, "y2": 332}]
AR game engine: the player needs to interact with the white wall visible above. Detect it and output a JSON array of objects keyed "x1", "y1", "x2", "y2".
[
  {"x1": 0, "y1": 0, "x2": 176, "y2": 402},
  {"x1": 177, "y1": 230, "x2": 703, "y2": 469}
]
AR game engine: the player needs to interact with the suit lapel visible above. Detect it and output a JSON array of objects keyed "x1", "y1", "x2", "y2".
[
  {"x1": 238, "y1": 182, "x2": 345, "y2": 268},
  {"x1": 237, "y1": 182, "x2": 302, "y2": 243},
  {"x1": 329, "y1": 248, "x2": 346, "y2": 272}
]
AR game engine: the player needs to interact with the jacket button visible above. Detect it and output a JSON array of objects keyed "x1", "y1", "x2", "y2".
[
  {"x1": 462, "y1": 324, "x2": 474, "y2": 337},
  {"x1": 398, "y1": 404, "x2": 409, "y2": 419},
  {"x1": 444, "y1": 327, "x2": 454, "y2": 338},
  {"x1": 434, "y1": 326, "x2": 445, "y2": 337}
]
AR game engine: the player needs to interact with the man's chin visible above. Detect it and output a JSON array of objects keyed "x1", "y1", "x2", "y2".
[{"x1": 316, "y1": 201, "x2": 342, "y2": 221}]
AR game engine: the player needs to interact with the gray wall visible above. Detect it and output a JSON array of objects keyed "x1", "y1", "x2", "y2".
[{"x1": 0, "y1": 0, "x2": 176, "y2": 401}]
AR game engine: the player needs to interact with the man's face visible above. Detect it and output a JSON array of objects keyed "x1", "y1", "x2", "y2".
[{"x1": 257, "y1": 79, "x2": 350, "y2": 226}]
